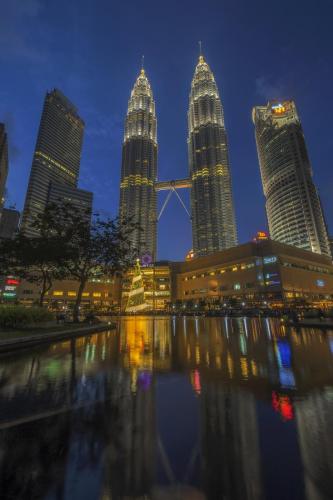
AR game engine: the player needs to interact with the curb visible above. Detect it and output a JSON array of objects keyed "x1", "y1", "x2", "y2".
[{"x1": 0, "y1": 322, "x2": 116, "y2": 353}]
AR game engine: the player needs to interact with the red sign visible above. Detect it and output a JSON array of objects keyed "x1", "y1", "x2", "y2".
[{"x1": 6, "y1": 278, "x2": 20, "y2": 286}]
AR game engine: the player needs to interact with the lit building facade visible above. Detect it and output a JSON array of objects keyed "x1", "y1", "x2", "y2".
[
  {"x1": 253, "y1": 100, "x2": 330, "y2": 257},
  {"x1": 10, "y1": 240, "x2": 333, "y2": 311},
  {"x1": 119, "y1": 68, "x2": 157, "y2": 260},
  {"x1": 121, "y1": 262, "x2": 171, "y2": 311},
  {"x1": 21, "y1": 89, "x2": 91, "y2": 236},
  {"x1": 172, "y1": 239, "x2": 333, "y2": 309},
  {"x1": 0, "y1": 123, "x2": 8, "y2": 211},
  {"x1": 15, "y1": 276, "x2": 121, "y2": 311},
  {"x1": 188, "y1": 54, "x2": 237, "y2": 256}
]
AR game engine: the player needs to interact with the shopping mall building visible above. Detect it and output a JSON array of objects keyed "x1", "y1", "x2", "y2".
[{"x1": 5, "y1": 238, "x2": 333, "y2": 311}]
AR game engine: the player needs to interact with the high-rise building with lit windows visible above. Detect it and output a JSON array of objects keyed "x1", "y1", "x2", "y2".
[
  {"x1": 119, "y1": 68, "x2": 157, "y2": 260},
  {"x1": 188, "y1": 54, "x2": 237, "y2": 257},
  {"x1": 253, "y1": 100, "x2": 330, "y2": 257},
  {"x1": 21, "y1": 89, "x2": 90, "y2": 236},
  {"x1": 0, "y1": 123, "x2": 9, "y2": 212}
]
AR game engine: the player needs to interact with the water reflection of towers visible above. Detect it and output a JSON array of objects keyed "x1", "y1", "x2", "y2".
[{"x1": 0, "y1": 320, "x2": 332, "y2": 499}]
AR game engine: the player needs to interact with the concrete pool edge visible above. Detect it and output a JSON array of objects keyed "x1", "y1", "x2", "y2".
[{"x1": 0, "y1": 322, "x2": 116, "y2": 353}]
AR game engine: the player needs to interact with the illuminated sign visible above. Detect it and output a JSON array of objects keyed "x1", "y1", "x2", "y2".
[
  {"x1": 253, "y1": 230, "x2": 269, "y2": 242},
  {"x1": 141, "y1": 253, "x2": 153, "y2": 267},
  {"x1": 3, "y1": 292, "x2": 16, "y2": 298},
  {"x1": 265, "y1": 272, "x2": 278, "y2": 279},
  {"x1": 263, "y1": 256, "x2": 277, "y2": 264},
  {"x1": 316, "y1": 279, "x2": 325, "y2": 287},
  {"x1": 265, "y1": 280, "x2": 281, "y2": 286},
  {"x1": 271, "y1": 103, "x2": 286, "y2": 114},
  {"x1": 186, "y1": 249, "x2": 195, "y2": 261},
  {"x1": 4, "y1": 286, "x2": 16, "y2": 291},
  {"x1": 6, "y1": 278, "x2": 19, "y2": 286}
]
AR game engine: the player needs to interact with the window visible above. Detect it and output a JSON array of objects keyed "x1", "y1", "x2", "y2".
[{"x1": 53, "y1": 291, "x2": 63, "y2": 296}]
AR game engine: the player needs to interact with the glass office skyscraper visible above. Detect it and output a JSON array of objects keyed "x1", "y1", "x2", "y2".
[
  {"x1": 21, "y1": 89, "x2": 91, "y2": 235},
  {"x1": 253, "y1": 100, "x2": 330, "y2": 257}
]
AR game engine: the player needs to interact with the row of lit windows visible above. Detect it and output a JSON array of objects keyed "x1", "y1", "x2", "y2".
[
  {"x1": 282, "y1": 261, "x2": 333, "y2": 275},
  {"x1": 192, "y1": 164, "x2": 229, "y2": 180},
  {"x1": 52, "y1": 291, "x2": 108, "y2": 298},
  {"x1": 35, "y1": 151, "x2": 76, "y2": 178},
  {"x1": 120, "y1": 174, "x2": 154, "y2": 188},
  {"x1": 183, "y1": 262, "x2": 256, "y2": 281},
  {"x1": 184, "y1": 282, "x2": 256, "y2": 295}
]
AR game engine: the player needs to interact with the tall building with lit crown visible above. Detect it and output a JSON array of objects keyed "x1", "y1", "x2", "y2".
[
  {"x1": 253, "y1": 100, "x2": 330, "y2": 257},
  {"x1": 188, "y1": 53, "x2": 237, "y2": 257},
  {"x1": 119, "y1": 67, "x2": 157, "y2": 260},
  {"x1": 21, "y1": 89, "x2": 90, "y2": 236},
  {"x1": 0, "y1": 124, "x2": 9, "y2": 211}
]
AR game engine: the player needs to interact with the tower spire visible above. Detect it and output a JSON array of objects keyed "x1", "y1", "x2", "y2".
[
  {"x1": 198, "y1": 41, "x2": 204, "y2": 62},
  {"x1": 141, "y1": 54, "x2": 145, "y2": 74}
]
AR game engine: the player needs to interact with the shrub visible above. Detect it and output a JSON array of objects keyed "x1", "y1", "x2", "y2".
[{"x1": 0, "y1": 306, "x2": 54, "y2": 329}]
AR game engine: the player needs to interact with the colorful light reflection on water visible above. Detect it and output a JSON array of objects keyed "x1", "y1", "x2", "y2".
[{"x1": 0, "y1": 317, "x2": 332, "y2": 500}]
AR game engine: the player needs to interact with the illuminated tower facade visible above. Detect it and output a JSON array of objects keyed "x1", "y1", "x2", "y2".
[
  {"x1": 21, "y1": 89, "x2": 91, "y2": 236},
  {"x1": 188, "y1": 54, "x2": 237, "y2": 257},
  {"x1": 119, "y1": 68, "x2": 157, "y2": 260},
  {"x1": 253, "y1": 100, "x2": 330, "y2": 257}
]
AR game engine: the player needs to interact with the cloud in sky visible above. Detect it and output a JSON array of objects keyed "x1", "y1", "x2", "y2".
[
  {"x1": 0, "y1": 0, "x2": 45, "y2": 63},
  {"x1": 255, "y1": 76, "x2": 286, "y2": 100}
]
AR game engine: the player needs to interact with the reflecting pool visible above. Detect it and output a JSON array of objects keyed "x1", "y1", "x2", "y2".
[{"x1": 0, "y1": 316, "x2": 332, "y2": 499}]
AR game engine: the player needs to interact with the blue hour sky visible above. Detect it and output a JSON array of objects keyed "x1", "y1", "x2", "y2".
[{"x1": 1, "y1": 0, "x2": 333, "y2": 260}]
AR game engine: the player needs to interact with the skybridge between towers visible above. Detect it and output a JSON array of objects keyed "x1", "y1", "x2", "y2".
[{"x1": 155, "y1": 178, "x2": 192, "y2": 221}]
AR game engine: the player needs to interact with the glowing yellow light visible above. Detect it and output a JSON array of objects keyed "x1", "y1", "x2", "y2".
[{"x1": 35, "y1": 151, "x2": 76, "y2": 178}]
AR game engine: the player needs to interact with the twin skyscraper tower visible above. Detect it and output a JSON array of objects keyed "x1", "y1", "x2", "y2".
[{"x1": 119, "y1": 53, "x2": 238, "y2": 260}]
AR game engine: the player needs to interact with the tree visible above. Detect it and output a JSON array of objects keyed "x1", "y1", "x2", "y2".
[
  {"x1": 1, "y1": 204, "x2": 70, "y2": 306},
  {"x1": 10, "y1": 234, "x2": 68, "y2": 306},
  {"x1": 44, "y1": 201, "x2": 139, "y2": 322}
]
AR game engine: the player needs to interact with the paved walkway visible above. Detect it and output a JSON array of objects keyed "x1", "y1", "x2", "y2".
[{"x1": 0, "y1": 322, "x2": 115, "y2": 353}]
